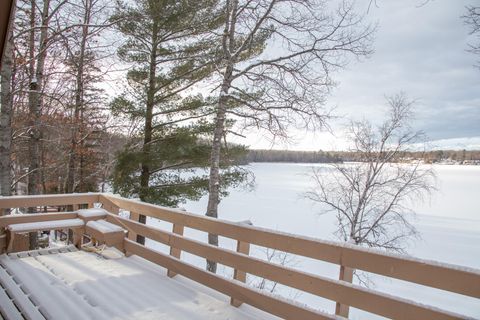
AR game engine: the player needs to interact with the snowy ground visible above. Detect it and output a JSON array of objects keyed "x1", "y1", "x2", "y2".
[
  {"x1": 146, "y1": 163, "x2": 480, "y2": 319},
  {"x1": 0, "y1": 248, "x2": 278, "y2": 320}
]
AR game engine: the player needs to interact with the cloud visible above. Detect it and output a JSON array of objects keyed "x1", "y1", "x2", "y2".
[
  {"x1": 240, "y1": 0, "x2": 480, "y2": 150},
  {"x1": 328, "y1": 0, "x2": 480, "y2": 141}
]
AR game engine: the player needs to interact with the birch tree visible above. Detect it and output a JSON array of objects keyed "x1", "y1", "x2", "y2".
[
  {"x1": 205, "y1": 0, "x2": 374, "y2": 273},
  {"x1": 306, "y1": 93, "x2": 436, "y2": 253}
]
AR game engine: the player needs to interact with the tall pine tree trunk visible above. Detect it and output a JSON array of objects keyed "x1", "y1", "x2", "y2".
[
  {"x1": 0, "y1": 28, "x2": 13, "y2": 212},
  {"x1": 137, "y1": 19, "x2": 158, "y2": 245}
]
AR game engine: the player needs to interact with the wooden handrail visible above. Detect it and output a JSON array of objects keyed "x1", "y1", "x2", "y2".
[
  {"x1": 0, "y1": 212, "x2": 78, "y2": 228},
  {"x1": 100, "y1": 193, "x2": 480, "y2": 299},
  {"x1": 106, "y1": 213, "x2": 466, "y2": 320},
  {"x1": 0, "y1": 193, "x2": 100, "y2": 209}
]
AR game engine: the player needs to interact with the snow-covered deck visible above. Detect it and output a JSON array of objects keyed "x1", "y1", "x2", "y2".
[{"x1": 0, "y1": 247, "x2": 277, "y2": 320}]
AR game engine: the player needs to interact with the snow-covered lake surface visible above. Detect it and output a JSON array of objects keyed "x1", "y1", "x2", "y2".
[{"x1": 147, "y1": 163, "x2": 480, "y2": 319}]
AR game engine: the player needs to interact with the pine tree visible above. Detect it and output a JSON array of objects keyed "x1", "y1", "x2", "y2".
[{"x1": 111, "y1": 0, "x2": 248, "y2": 243}]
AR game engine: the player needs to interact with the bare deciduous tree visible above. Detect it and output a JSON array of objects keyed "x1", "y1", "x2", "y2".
[
  {"x1": 205, "y1": 0, "x2": 374, "y2": 273},
  {"x1": 24, "y1": 0, "x2": 69, "y2": 197},
  {"x1": 63, "y1": 0, "x2": 113, "y2": 194},
  {"x1": 463, "y1": 5, "x2": 480, "y2": 66},
  {"x1": 306, "y1": 93, "x2": 436, "y2": 254}
]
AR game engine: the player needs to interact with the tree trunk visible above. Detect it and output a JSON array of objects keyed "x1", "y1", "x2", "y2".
[
  {"x1": 0, "y1": 27, "x2": 13, "y2": 215},
  {"x1": 27, "y1": 0, "x2": 39, "y2": 198},
  {"x1": 204, "y1": 0, "x2": 239, "y2": 273},
  {"x1": 66, "y1": 0, "x2": 91, "y2": 194},
  {"x1": 66, "y1": 109, "x2": 79, "y2": 193},
  {"x1": 28, "y1": 0, "x2": 50, "y2": 196},
  {"x1": 27, "y1": 0, "x2": 50, "y2": 249},
  {"x1": 205, "y1": 64, "x2": 233, "y2": 273},
  {"x1": 79, "y1": 103, "x2": 85, "y2": 192},
  {"x1": 137, "y1": 19, "x2": 158, "y2": 245}
]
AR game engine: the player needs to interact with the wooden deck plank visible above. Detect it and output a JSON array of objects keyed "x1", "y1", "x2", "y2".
[
  {"x1": 0, "y1": 285, "x2": 24, "y2": 320},
  {"x1": 0, "y1": 261, "x2": 44, "y2": 320}
]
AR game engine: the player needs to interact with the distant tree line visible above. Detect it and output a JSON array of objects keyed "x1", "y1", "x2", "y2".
[
  {"x1": 246, "y1": 149, "x2": 342, "y2": 163},
  {"x1": 246, "y1": 149, "x2": 480, "y2": 164}
]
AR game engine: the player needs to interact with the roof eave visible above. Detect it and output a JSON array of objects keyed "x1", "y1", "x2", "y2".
[{"x1": 0, "y1": 0, "x2": 15, "y2": 70}]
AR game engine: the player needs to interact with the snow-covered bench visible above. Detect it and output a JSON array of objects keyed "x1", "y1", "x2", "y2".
[
  {"x1": 1, "y1": 208, "x2": 115, "y2": 253},
  {"x1": 7, "y1": 218, "x2": 85, "y2": 252},
  {"x1": 85, "y1": 219, "x2": 126, "y2": 251},
  {"x1": 76, "y1": 208, "x2": 109, "y2": 222}
]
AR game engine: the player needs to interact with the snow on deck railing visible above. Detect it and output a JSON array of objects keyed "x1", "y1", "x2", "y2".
[{"x1": 0, "y1": 193, "x2": 479, "y2": 320}]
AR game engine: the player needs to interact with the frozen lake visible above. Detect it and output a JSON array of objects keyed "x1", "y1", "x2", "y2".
[{"x1": 147, "y1": 163, "x2": 480, "y2": 318}]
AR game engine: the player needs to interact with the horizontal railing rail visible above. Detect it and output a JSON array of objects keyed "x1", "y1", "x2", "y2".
[
  {"x1": 0, "y1": 193, "x2": 100, "y2": 209},
  {"x1": 0, "y1": 193, "x2": 478, "y2": 320},
  {"x1": 0, "y1": 212, "x2": 78, "y2": 228},
  {"x1": 100, "y1": 194, "x2": 480, "y2": 299},
  {"x1": 125, "y1": 239, "x2": 338, "y2": 320},
  {"x1": 105, "y1": 213, "x2": 467, "y2": 320}
]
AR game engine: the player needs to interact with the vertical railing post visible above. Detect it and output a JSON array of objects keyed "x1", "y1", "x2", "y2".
[
  {"x1": 128, "y1": 211, "x2": 140, "y2": 242},
  {"x1": 0, "y1": 232, "x2": 5, "y2": 254},
  {"x1": 110, "y1": 205, "x2": 120, "y2": 214},
  {"x1": 167, "y1": 223, "x2": 184, "y2": 278},
  {"x1": 0, "y1": 204, "x2": 10, "y2": 253},
  {"x1": 101, "y1": 201, "x2": 113, "y2": 212},
  {"x1": 68, "y1": 204, "x2": 80, "y2": 244},
  {"x1": 335, "y1": 265, "x2": 354, "y2": 317},
  {"x1": 231, "y1": 220, "x2": 252, "y2": 307}
]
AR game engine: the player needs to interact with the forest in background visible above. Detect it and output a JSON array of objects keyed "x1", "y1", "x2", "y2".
[
  {"x1": 0, "y1": 0, "x2": 375, "y2": 212},
  {"x1": 246, "y1": 149, "x2": 480, "y2": 164}
]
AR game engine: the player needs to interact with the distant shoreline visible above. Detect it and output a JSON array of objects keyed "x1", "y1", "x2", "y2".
[
  {"x1": 245, "y1": 149, "x2": 480, "y2": 165},
  {"x1": 247, "y1": 161, "x2": 480, "y2": 166}
]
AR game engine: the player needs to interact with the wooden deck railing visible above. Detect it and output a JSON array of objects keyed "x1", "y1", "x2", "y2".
[{"x1": 0, "y1": 193, "x2": 479, "y2": 320}]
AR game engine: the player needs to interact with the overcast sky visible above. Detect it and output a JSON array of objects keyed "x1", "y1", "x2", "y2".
[{"x1": 244, "y1": 0, "x2": 480, "y2": 151}]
